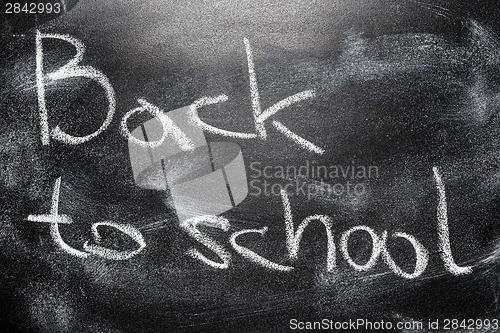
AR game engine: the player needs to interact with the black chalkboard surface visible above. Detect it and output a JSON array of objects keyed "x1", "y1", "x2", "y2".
[{"x1": 2, "y1": 1, "x2": 500, "y2": 332}]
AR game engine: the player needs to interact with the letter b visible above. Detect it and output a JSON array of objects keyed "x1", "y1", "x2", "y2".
[{"x1": 36, "y1": 31, "x2": 116, "y2": 145}]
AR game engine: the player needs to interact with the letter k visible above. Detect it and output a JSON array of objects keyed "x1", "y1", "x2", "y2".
[{"x1": 190, "y1": 38, "x2": 325, "y2": 155}]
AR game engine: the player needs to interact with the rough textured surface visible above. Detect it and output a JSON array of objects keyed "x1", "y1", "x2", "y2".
[{"x1": 2, "y1": 0, "x2": 500, "y2": 332}]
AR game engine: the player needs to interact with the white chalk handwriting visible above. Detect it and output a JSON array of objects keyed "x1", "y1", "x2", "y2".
[
  {"x1": 24, "y1": 168, "x2": 471, "y2": 278},
  {"x1": 36, "y1": 31, "x2": 324, "y2": 154}
]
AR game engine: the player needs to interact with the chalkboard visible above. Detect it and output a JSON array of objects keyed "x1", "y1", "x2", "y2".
[{"x1": 2, "y1": 1, "x2": 500, "y2": 332}]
